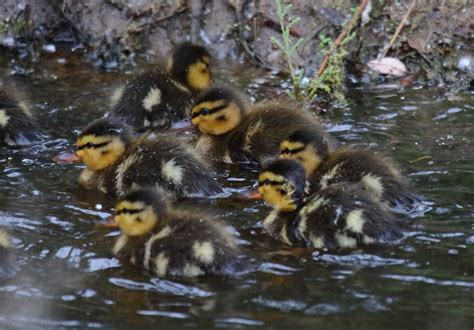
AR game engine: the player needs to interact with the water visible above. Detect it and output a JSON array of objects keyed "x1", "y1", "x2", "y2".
[{"x1": 1, "y1": 53, "x2": 473, "y2": 329}]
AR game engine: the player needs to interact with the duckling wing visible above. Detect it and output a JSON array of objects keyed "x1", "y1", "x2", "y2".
[
  {"x1": 228, "y1": 106, "x2": 332, "y2": 164},
  {"x1": 298, "y1": 185, "x2": 402, "y2": 249},
  {"x1": 137, "y1": 215, "x2": 241, "y2": 277},
  {"x1": 115, "y1": 140, "x2": 221, "y2": 197},
  {"x1": 312, "y1": 150, "x2": 422, "y2": 213},
  {"x1": 0, "y1": 107, "x2": 43, "y2": 146},
  {"x1": 109, "y1": 71, "x2": 192, "y2": 130}
]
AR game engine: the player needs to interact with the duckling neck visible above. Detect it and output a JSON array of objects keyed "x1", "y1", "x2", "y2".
[
  {"x1": 195, "y1": 133, "x2": 229, "y2": 161},
  {"x1": 263, "y1": 209, "x2": 301, "y2": 245}
]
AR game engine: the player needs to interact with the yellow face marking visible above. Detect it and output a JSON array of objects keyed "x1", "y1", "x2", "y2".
[
  {"x1": 187, "y1": 59, "x2": 211, "y2": 91},
  {"x1": 191, "y1": 101, "x2": 242, "y2": 135},
  {"x1": 279, "y1": 141, "x2": 322, "y2": 175},
  {"x1": 76, "y1": 135, "x2": 125, "y2": 171},
  {"x1": 258, "y1": 172, "x2": 297, "y2": 211},
  {"x1": 114, "y1": 201, "x2": 158, "y2": 236}
]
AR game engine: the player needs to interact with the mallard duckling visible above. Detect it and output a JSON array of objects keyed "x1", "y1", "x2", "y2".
[
  {"x1": 257, "y1": 159, "x2": 402, "y2": 249},
  {"x1": 112, "y1": 189, "x2": 242, "y2": 277},
  {"x1": 109, "y1": 42, "x2": 212, "y2": 130},
  {"x1": 0, "y1": 82, "x2": 42, "y2": 146},
  {"x1": 0, "y1": 228, "x2": 17, "y2": 281},
  {"x1": 76, "y1": 118, "x2": 222, "y2": 197},
  {"x1": 279, "y1": 129, "x2": 420, "y2": 211},
  {"x1": 191, "y1": 86, "x2": 337, "y2": 165}
]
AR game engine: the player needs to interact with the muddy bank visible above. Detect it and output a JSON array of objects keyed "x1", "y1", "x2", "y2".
[{"x1": 0, "y1": 1, "x2": 473, "y2": 88}]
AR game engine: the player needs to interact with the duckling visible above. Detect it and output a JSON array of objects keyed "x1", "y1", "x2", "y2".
[
  {"x1": 76, "y1": 118, "x2": 222, "y2": 197},
  {"x1": 257, "y1": 159, "x2": 402, "y2": 249},
  {"x1": 112, "y1": 189, "x2": 243, "y2": 277},
  {"x1": 191, "y1": 86, "x2": 337, "y2": 166},
  {"x1": 109, "y1": 42, "x2": 212, "y2": 130},
  {"x1": 0, "y1": 82, "x2": 42, "y2": 146},
  {"x1": 0, "y1": 228, "x2": 17, "y2": 281},
  {"x1": 279, "y1": 129, "x2": 420, "y2": 211}
]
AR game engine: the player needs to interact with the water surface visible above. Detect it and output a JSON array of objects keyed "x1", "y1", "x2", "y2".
[{"x1": 1, "y1": 53, "x2": 473, "y2": 329}]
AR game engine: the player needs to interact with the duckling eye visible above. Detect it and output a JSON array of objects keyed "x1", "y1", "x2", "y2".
[
  {"x1": 201, "y1": 68, "x2": 207, "y2": 74},
  {"x1": 280, "y1": 148, "x2": 291, "y2": 155},
  {"x1": 201, "y1": 108, "x2": 210, "y2": 116}
]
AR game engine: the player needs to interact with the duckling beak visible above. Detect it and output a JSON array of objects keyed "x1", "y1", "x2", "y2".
[
  {"x1": 53, "y1": 151, "x2": 81, "y2": 164},
  {"x1": 170, "y1": 118, "x2": 196, "y2": 133},
  {"x1": 238, "y1": 189, "x2": 263, "y2": 200},
  {"x1": 96, "y1": 215, "x2": 119, "y2": 228}
]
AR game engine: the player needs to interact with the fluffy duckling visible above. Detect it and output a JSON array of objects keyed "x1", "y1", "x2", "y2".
[
  {"x1": 191, "y1": 86, "x2": 337, "y2": 166},
  {"x1": 257, "y1": 159, "x2": 402, "y2": 249},
  {"x1": 112, "y1": 189, "x2": 243, "y2": 277},
  {"x1": 279, "y1": 129, "x2": 420, "y2": 211},
  {"x1": 0, "y1": 82, "x2": 42, "y2": 146},
  {"x1": 0, "y1": 228, "x2": 17, "y2": 281},
  {"x1": 109, "y1": 42, "x2": 212, "y2": 130},
  {"x1": 76, "y1": 118, "x2": 222, "y2": 197}
]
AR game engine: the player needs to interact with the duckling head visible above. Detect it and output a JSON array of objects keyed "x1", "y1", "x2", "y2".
[
  {"x1": 115, "y1": 189, "x2": 169, "y2": 236},
  {"x1": 167, "y1": 42, "x2": 212, "y2": 92},
  {"x1": 279, "y1": 129, "x2": 330, "y2": 175},
  {"x1": 258, "y1": 159, "x2": 308, "y2": 212},
  {"x1": 76, "y1": 118, "x2": 132, "y2": 171},
  {"x1": 191, "y1": 86, "x2": 245, "y2": 135}
]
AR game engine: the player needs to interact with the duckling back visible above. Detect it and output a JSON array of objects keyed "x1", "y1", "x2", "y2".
[
  {"x1": 227, "y1": 103, "x2": 337, "y2": 164},
  {"x1": 113, "y1": 195, "x2": 242, "y2": 277},
  {"x1": 312, "y1": 149, "x2": 421, "y2": 212},
  {"x1": 0, "y1": 82, "x2": 42, "y2": 146},
  {"x1": 86, "y1": 137, "x2": 222, "y2": 197},
  {"x1": 263, "y1": 183, "x2": 402, "y2": 250},
  {"x1": 109, "y1": 70, "x2": 192, "y2": 130}
]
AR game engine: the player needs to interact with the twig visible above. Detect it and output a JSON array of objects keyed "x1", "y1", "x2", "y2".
[
  {"x1": 316, "y1": 0, "x2": 369, "y2": 77},
  {"x1": 379, "y1": 0, "x2": 416, "y2": 59}
]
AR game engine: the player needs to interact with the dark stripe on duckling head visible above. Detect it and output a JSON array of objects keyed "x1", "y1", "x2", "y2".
[
  {"x1": 194, "y1": 86, "x2": 246, "y2": 112},
  {"x1": 258, "y1": 178, "x2": 284, "y2": 187},
  {"x1": 191, "y1": 103, "x2": 229, "y2": 119},
  {"x1": 116, "y1": 208, "x2": 144, "y2": 215},
  {"x1": 79, "y1": 118, "x2": 132, "y2": 143},
  {"x1": 119, "y1": 189, "x2": 169, "y2": 218},
  {"x1": 280, "y1": 146, "x2": 306, "y2": 155},
  {"x1": 77, "y1": 141, "x2": 110, "y2": 150},
  {"x1": 261, "y1": 159, "x2": 308, "y2": 203},
  {"x1": 286, "y1": 129, "x2": 330, "y2": 156}
]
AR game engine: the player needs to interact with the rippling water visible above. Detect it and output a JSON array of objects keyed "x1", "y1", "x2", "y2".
[{"x1": 0, "y1": 53, "x2": 473, "y2": 329}]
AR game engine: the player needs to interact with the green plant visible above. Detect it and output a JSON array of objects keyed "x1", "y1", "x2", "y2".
[
  {"x1": 271, "y1": 0, "x2": 354, "y2": 102},
  {"x1": 307, "y1": 32, "x2": 355, "y2": 102},
  {"x1": 270, "y1": 0, "x2": 304, "y2": 98}
]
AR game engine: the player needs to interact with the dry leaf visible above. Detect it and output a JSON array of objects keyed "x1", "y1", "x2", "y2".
[
  {"x1": 367, "y1": 57, "x2": 408, "y2": 77},
  {"x1": 408, "y1": 35, "x2": 429, "y2": 54}
]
